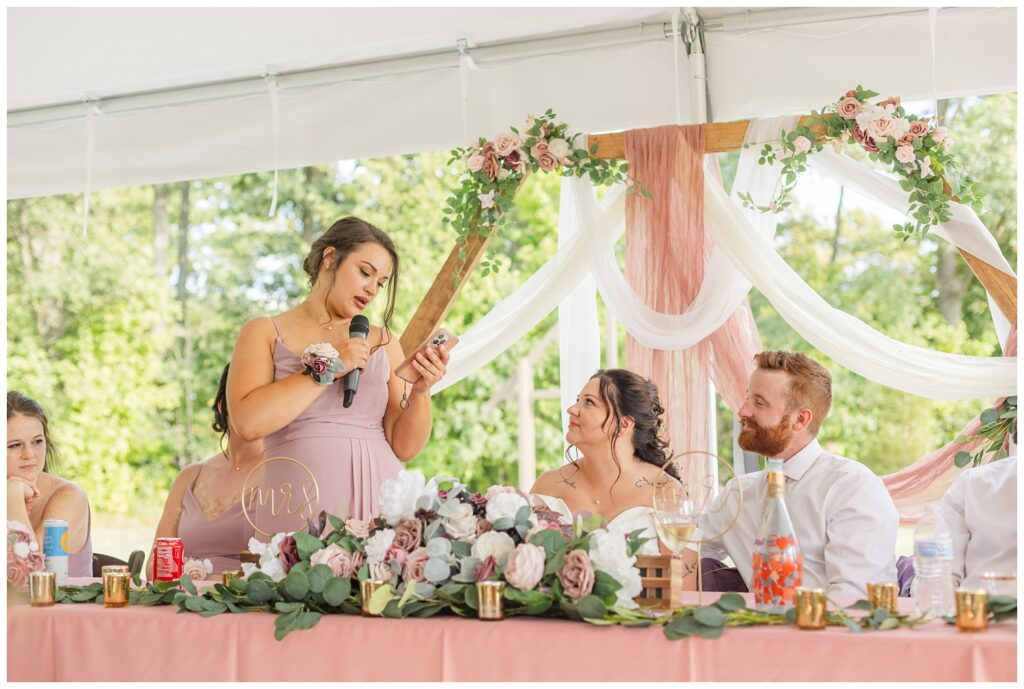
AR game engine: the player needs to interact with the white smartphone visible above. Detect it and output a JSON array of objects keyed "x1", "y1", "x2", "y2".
[{"x1": 395, "y1": 329, "x2": 460, "y2": 384}]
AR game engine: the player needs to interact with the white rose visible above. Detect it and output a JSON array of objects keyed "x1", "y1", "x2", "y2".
[
  {"x1": 887, "y1": 117, "x2": 911, "y2": 141},
  {"x1": 370, "y1": 560, "x2": 398, "y2": 586},
  {"x1": 378, "y1": 470, "x2": 437, "y2": 525},
  {"x1": 344, "y1": 518, "x2": 371, "y2": 539},
  {"x1": 854, "y1": 104, "x2": 887, "y2": 132},
  {"x1": 364, "y1": 528, "x2": 395, "y2": 566},
  {"x1": 547, "y1": 137, "x2": 571, "y2": 160},
  {"x1": 305, "y1": 342, "x2": 340, "y2": 359},
  {"x1": 12, "y1": 542, "x2": 29, "y2": 559},
  {"x1": 471, "y1": 531, "x2": 516, "y2": 565},
  {"x1": 441, "y1": 502, "x2": 477, "y2": 540},
  {"x1": 485, "y1": 492, "x2": 529, "y2": 523},
  {"x1": 588, "y1": 529, "x2": 642, "y2": 609}
]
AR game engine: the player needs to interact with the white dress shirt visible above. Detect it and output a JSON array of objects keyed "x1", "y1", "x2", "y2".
[
  {"x1": 688, "y1": 438, "x2": 899, "y2": 597},
  {"x1": 939, "y1": 456, "x2": 1017, "y2": 590}
]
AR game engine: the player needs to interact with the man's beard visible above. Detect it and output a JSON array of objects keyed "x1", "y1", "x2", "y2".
[{"x1": 738, "y1": 414, "x2": 793, "y2": 457}]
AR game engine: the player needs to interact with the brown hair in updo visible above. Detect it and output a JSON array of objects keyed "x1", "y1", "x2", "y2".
[
  {"x1": 565, "y1": 369, "x2": 672, "y2": 489},
  {"x1": 301, "y1": 216, "x2": 400, "y2": 347}
]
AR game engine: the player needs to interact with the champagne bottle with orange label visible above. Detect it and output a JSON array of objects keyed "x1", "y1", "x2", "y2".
[{"x1": 752, "y1": 459, "x2": 802, "y2": 613}]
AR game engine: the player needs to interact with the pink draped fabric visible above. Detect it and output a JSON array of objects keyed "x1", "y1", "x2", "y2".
[
  {"x1": 623, "y1": 125, "x2": 762, "y2": 456},
  {"x1": 882, "y1": 325, "x2": 1017, "y2": 523}
]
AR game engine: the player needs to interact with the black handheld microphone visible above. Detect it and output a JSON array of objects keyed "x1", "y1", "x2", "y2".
[{"x1": 343, "y1": 315, "x2": 370, "y2": 408}]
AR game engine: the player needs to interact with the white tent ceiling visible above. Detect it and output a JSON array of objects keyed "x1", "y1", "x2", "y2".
[{"x1": 7, "y1": 6, "x2": 1017, "y2": 199}]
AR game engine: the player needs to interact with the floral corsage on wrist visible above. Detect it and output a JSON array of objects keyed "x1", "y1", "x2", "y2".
[{"x1": 301, "y1": 343, "x2": 346, "y2": 385}]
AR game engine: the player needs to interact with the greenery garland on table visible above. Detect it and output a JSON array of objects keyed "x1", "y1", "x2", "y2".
[
  {"x1": 32, "y1": 470, "x2": 1016, "y2": 641},
  {"x1": 443, "y1": 109, "x2": 649, "y2": 280},
  {"x1": 737, "y1": 85, "x2": 983, "y2": 241}
]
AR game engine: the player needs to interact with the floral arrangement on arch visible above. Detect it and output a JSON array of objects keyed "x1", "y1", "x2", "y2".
[
  {"x1": 737, "y1": 85, "x2": 983, "y2": 240},
  {"x1": 443, "y1": 109, "x2": 650, "y2": 278}
]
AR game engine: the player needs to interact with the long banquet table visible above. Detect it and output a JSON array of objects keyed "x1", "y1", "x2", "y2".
[{"x1": 7, "y1": 585, "x2": 1016, "y2": 682}]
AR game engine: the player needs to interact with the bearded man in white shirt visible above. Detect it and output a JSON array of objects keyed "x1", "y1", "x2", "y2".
[{"x1": 684, "y1": 350, "x2": 899, "y2": 597}]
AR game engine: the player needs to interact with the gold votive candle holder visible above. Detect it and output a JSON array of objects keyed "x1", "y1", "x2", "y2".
[
  {"x1": 222, "y1": 570, "x2": 243, "y2": 587},
  {"x1": 866, "y1": 581, "x2": 899, "y2": 614},
  {"x1": 955, "y1": 589, "x2": 988, "y2": 632},
  {"x1": 794, "y1": 587, "x2": 827, "y2": 630},
  {"x1": 102, "y1": 571, "x2": 131, "y2": 608},
  {"x1": 360, "y1": 579, "x2": 387, "y2": 616},
  {"x1": 29, "y1": 571, "x2": 56, "y2": 607},
  {"x1": 476, "y1": 581, "x2": 507, "y2": 621}
]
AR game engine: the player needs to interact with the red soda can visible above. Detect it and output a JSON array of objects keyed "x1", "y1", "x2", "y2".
[{"x1": 154, "y1": 537, "x2": 185, "y2": 581}]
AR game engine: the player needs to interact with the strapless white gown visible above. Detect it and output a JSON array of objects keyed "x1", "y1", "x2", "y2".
[{"x1": 530, "y1": 494, "x2": 660, "y2": 555}]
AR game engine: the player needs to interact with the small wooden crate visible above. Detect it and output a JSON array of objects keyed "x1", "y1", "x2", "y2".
[{"x1": 635, "y1": 555, "x2": 682, "y2": 610}]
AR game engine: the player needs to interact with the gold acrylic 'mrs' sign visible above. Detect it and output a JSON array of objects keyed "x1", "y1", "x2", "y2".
[{"x1": 242, "y1": 456, "x2": 320, "y2": 538}]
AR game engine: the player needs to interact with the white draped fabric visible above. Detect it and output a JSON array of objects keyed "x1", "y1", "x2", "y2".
[
  {"x1": 439, "y1": 118, "x2": 1015, "y2": 402},
  {"x1": 701, "y1": 172, "x2": 1016, "y2": 399},
  {"x1": 557, "y1": 177, "x2": 602, "y2": 443},
  {"x1": 808, "y1": 150, "x2": 1014, "y2": 347}
]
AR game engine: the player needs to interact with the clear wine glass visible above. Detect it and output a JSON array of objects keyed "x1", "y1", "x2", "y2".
[{"x1": 652, "y1": 451, "x2": 743, "y2": 606}]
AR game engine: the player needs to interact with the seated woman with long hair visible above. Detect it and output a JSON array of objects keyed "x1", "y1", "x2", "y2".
[
  {"x1": 7, "y1": 391, "x2": 93, "y2": 578},
  {"x1": 530, "y1": 369, "x2": 674, "y2": 554},
  {"x1": 147, "y1": 365, "x2": 263, "y2": 578}
]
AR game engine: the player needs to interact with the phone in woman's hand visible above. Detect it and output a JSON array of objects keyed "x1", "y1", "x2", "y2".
[{"x1": 395, "y1": 329, "x2": 459, "y2": 384}]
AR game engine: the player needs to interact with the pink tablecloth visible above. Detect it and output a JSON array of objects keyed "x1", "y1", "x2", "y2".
[{"x1": 7, "y1": 589, "x2": 1016, "y2": 681}]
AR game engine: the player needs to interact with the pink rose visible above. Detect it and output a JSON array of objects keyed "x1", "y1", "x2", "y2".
[
  {"x1": 467, "y1": 153, "x2": 485, "y2": 172},
  {"x1": 867, "y1": 116, "x2": 894, "y2": 141},
  {"x1": 529, "y1": 141, "x2": 550, "y2": 158},
  {"x1": 182, "y1": 558, "x2": 210, "y2": 581},
  {"x1": 853, "y1": 125, "x2": 879, "y2": 153},
  {"x1": 536, "y1": 152, "x2": 558, "y2": 172},
  {"x1": 909, "y1": 120, "x2": 929, "y2": 138},
  {"x1": 494, "y1": 132, "x2": 521, "y2": 157},
  {"x1": 310, "y1": 358, "x2": 328, "y2": 377},
  {"x1": 485, "y1": 485, "x2": 517, "y2": 501},
  {"x1": 557, "y1": 549, "x2": 595, "y2": 603},
  {"x1": 392, "y1": 519, "x2": 422, "y2": 553},
  {"x1": 792, "y1": 136, "x2": 811, "y2": 154},
  {"x1": 402, "y1": 547, "x2": 430, "y2": 583},
  {"x1": 895, "y1": 145, "x2": 916, "y2": 164},
  {"x1": 7, "y1": 561, "x2": 29, "y2": 588},
  {"x1": 503, "y1": 149, "x2": 526, "y2": 173},
  {"x1": 480, "y1": 143, "x2": 500, "y2": 181},
  {"x1": 310, "y1": 543, "x2": 361, "y2": 578},
  {"x1": 898, "y1": 133, "x2": 916, "y2": 147},
  {"x1": 474, "y1": 555, "x2": 496, "y2": 582},
  {"x1": 503, "y1": 543, "x2": 546, "y2": 591},
  {"x1": 878, "y1": 96, "x2": 901, "y2": 111},
  {"x1": 837, "y1": 96, "x2": 862, "y2": 119},
  {"x1": 845, "y1": 89, "x2": 857, "y2": 98},
  {"x1": 277, "y1": 534, "x2": 299, "y2": 573}
]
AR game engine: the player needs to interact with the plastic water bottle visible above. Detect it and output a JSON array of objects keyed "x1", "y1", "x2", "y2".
[{"x1": 913, "y1": 504, "x2": 954, "y2": 618}]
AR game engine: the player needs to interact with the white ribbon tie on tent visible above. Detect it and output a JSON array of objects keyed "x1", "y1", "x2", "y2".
[
  {"x1": 265, "y1": 73, "x2": 280, "y2": 217},
  {"x1": 82, "y1": 102, "x2": 100, "y2": 235},
  {"x1": 458, "y1": 40, "x2": 477, "y2": 143}
]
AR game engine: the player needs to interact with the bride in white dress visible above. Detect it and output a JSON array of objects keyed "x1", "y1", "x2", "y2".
[{"x1": 530, "y1": 369, "x2": 675, "y2": 555}]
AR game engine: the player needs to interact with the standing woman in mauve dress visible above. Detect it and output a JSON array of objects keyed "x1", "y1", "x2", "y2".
[{"x1": 227, "y1": 217, "x2": 449, "y2": 536}]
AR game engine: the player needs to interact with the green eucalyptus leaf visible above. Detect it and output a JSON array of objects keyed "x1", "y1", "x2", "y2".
[
  {"x1": 576, "y1": 595, "x2": 607, "y2": 620},
  {"x1": 283, "y1": 570, "x2": 310, "y2": 601},
  {"x1": 307, "y1": 564, "x2": 332, "y2": 594},
  {"x1": 323, "y1": 577, "x2": 351, "y2": 607},
  {"x1": 714, "y1": 593, "x2": 746, "y2": 612},
  {"x1": 693, "y1": 605, "x2": 727, "y2": 627}
]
